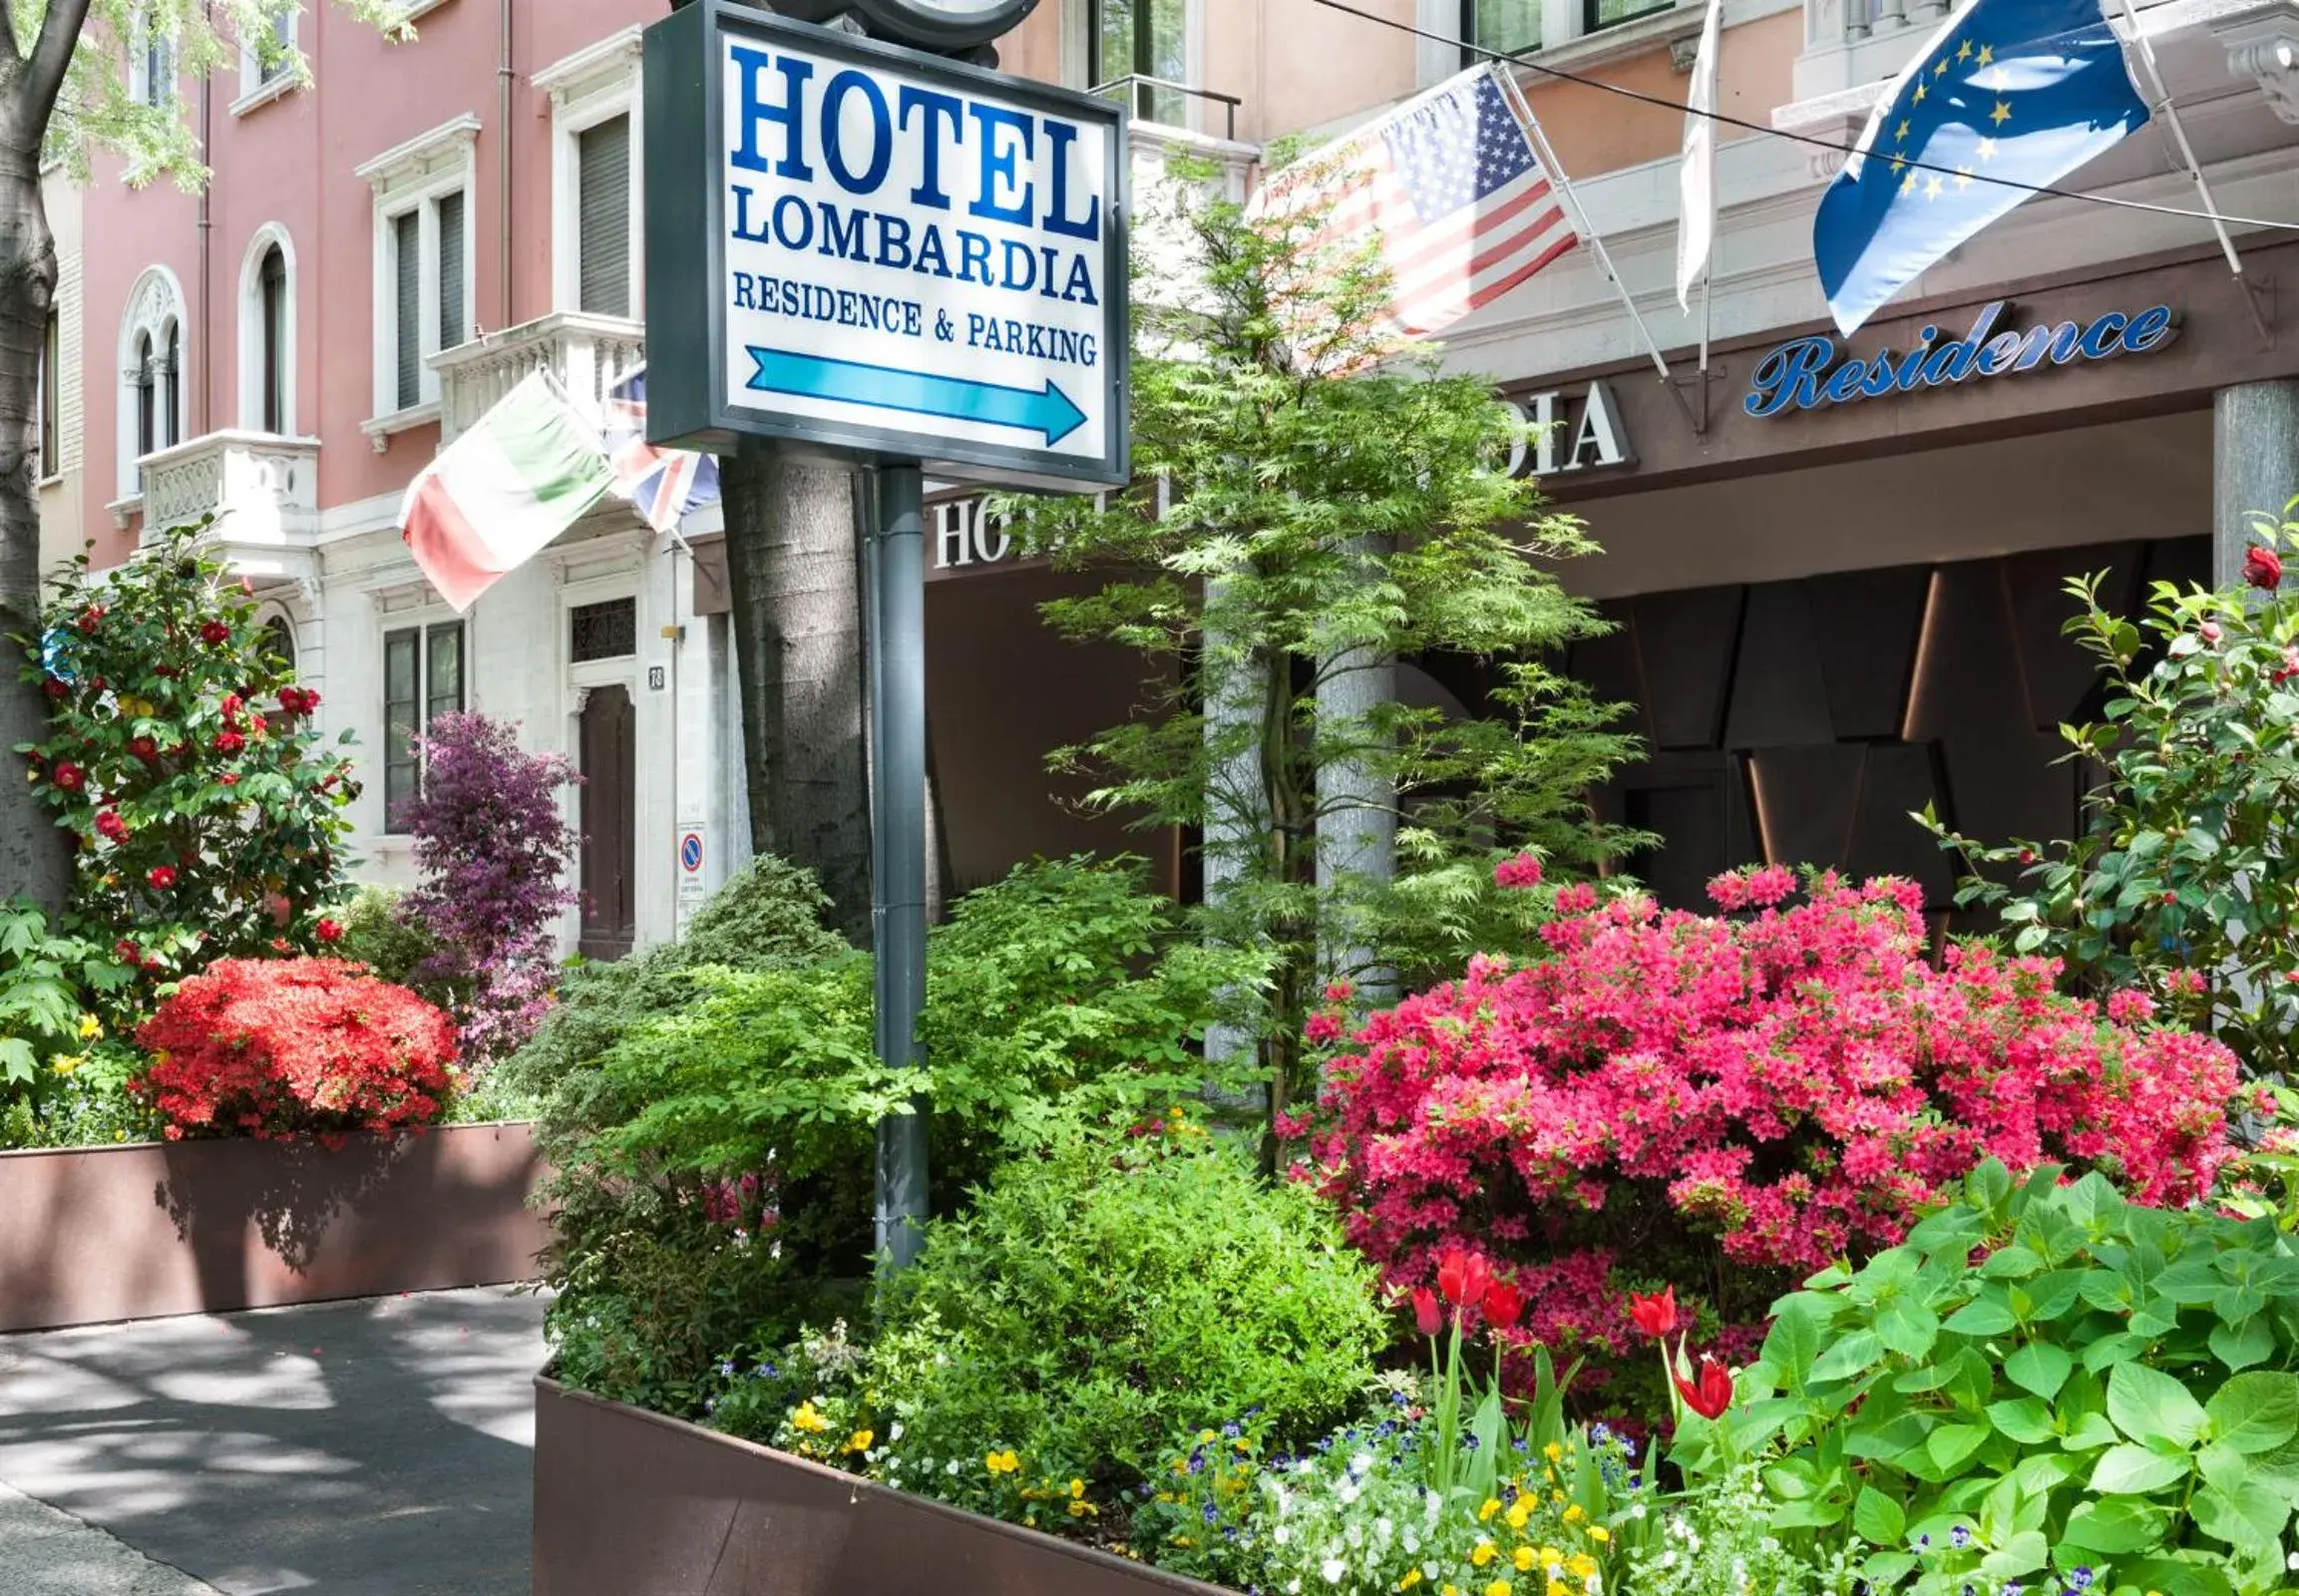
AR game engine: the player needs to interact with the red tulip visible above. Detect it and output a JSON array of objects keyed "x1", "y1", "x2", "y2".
[
  {"x1": 2244, "y1": 544, "x2": 2283, "y2": 592},
  {"x1": 1628, "y1": 1287, "x2": 1678, "y2": 1340},
  {"x1": 1435, "y1": 1246, "x2": 1492, "y2": 1309},
  {"x1": 1482, "y1": 1278, "x2": 1525, "y2": 1332},
  {"x1": 1411, "y1": 1286, "x2": 1442, "y2": 1338},
  {"x1": 1676, "y1": 1356, "x2": 1734, "y2": 1420}
]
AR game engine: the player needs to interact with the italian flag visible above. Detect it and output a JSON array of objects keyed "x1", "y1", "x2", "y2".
[{"x1": 398, "y1": 369, "x2": 614, "y2": 612}]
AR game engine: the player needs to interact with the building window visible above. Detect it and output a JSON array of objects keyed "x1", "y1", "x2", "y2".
[
  {"x1": 37, "y1": 309, "x2": 57, "y2": 480},
  {"x1": 238, "y1": 227, "x2": 297, "y2": 434},
  {"x1": 1088, "y1": 0, "x2": 1188, "y2": 124},
  {"x1": 575, "y1": 115, "x2": 631, "y2": 316},
  {"x1": 380, "y1": 184, "x2": 469, "y2": 415},
  {"x1": 1582, "y1": 0, "x2": 1671, "y2": 32},
  {"x1": 1463, "y1": 0, "x2": 1540, "y2": 58},
  {"x1": 237, "y1": 6, "x2": 298, "y2": 109},
  {"x1": 133, "y1": 25, "x2": 174, "y2": 108},
  {"x1": 263, "y1": 612, "x2": 297, "y2": 675},
  {"x1": 117, "y1": 265, "x2": 190, "y2": 497},
  {"x1": 383, "y1": 619, "x2": 465, "y2": 832},
  {"x1": 570, "y1": 598, "x2": 636, "y2": 663}
]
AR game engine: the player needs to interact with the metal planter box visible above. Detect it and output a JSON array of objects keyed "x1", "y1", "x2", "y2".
[
  {"x1": 533, "y1": 1377, "x2": 1231, "y2": 1596},
  {"x1": 0, "y1": 1120, "x2": 553, "y2": 1333}
]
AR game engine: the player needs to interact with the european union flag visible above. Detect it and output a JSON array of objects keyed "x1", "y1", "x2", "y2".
[{"x1": 1813, "y1": 0, "x2": 2149, "y2": 334}]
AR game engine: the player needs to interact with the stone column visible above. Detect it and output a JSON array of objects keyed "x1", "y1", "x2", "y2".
[
  {"x1": 2212, "y1": 379, "x2": 2299, "y2": 587},
  {"x1": 1201, "y1": 573, "x2": 1261, "y2": 1076}
]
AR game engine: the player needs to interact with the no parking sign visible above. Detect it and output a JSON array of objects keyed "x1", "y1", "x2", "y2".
[{"x1": 676, "y1": 821, "x2": 708, "y2": 929}]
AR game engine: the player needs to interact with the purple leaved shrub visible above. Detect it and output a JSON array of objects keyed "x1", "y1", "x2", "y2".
[{"x1": 396, "y1": 712, "x2": 580, "y2": 1067}]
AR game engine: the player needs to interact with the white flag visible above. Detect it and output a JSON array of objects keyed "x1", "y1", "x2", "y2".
[{"x1": 1676, "y1": 0, "x2": 1724, "y2": 311}]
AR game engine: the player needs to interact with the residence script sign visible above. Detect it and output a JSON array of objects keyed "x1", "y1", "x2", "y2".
[{"x1": 641, "y1": 0, "x2": 1130, "y2": 490}]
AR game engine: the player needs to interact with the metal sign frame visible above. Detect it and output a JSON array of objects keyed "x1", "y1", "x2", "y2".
[{"x1": 641, "y1": 0, "x2": 1131, "y2": 491}]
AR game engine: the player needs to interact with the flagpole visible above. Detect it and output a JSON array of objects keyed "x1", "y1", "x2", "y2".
[
  {"x1": 2112, "y1": 0, "x2": 2245, "y2": 282},
  {"x1": 1494, "y1": 65, "x2": 1681, "y2": 394}
]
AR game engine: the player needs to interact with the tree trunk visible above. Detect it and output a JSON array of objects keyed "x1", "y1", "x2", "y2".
[
  {"x1": 0, "y1": 154, "x2": 70, "y2": 912},
  {"x1": 720, "y1": 447, "x2": 874, "y2": 945}
]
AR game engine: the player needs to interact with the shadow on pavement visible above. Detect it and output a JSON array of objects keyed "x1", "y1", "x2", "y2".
[{"x1": 0, "y1": 1286, "x2": 549, "y2": 1596}]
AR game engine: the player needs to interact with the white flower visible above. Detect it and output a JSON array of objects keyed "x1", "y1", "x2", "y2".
[
  {"x1": 1287, "y1": 1581, "x2": 1303, "y2": 1595},
  {"x1": 1321, "y1": 1557, "x2": 1346, "y2": 1584},
  {"x1": 1337, "y1": 1482, "x2": 1360, "y2": 1506},
  {"x1": 945, "y1": 1460, "x2": 959, "y2": 1476},
  {"x1": 1275, "y1": 1526, "x2": 1293, "y2": 1547},
  {"x1": 889, "y1": 1421, "x2": 904, "y2": 1441},
  {"x1": 1374, "y1": 1517, "x2": 1394, "y2": 1543},
  {"x1": 1349, "y1": 1451, "x2": 1374, "y2": 1478}
]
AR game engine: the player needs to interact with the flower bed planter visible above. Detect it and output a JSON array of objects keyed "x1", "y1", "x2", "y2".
[
  {"x1": 533, "y1": 1377, "x2": 1229, "y2": 1596},
  {"x1": 0, "y1": 1120, "x2": 552, "y2": 1333}
]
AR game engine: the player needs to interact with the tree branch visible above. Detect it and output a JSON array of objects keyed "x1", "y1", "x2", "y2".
[{"x1": 16, "y1": 0, "x2": 91, "y2": 142}]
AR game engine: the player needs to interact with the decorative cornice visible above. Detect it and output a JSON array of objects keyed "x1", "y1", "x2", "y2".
[
  {"x1": 2215, "y1": 5, "x2": 2299, "y2": 125},
  {"x1": 353, "y1": 113, "x2": 481, "y2": 194},
  {"x1": 531, "y1": 26, "x2": 643, "y2": 107}
]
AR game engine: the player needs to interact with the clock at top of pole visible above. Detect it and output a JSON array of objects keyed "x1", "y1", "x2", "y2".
[{"x1": 763, "y1": 0, "x2": 1040, "y2": 52}]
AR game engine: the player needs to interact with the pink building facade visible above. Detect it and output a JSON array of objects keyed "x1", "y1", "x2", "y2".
[{"x1": 60, "y1": 0, "x2": 2299, "y2": 937}]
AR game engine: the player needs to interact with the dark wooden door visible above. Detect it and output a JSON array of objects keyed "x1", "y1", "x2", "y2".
[{"x1": 577, "y1": 684, "x2": 636, "y2": 961}]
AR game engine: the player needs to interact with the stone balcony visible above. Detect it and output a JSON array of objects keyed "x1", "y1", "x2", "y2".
[
  {"x1": 125, "y1": 430, "x2": 323, "y2": 588},
  {"x1": 430, "y1": 310, "x2": 647, "y2": 448}
]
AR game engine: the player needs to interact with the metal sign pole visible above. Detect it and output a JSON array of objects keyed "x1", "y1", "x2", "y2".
[{"x1": 870, "y1": 459, "x2": 930, "y2": 1274}]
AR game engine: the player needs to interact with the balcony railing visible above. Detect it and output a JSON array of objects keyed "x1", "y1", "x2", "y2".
[
  {"x1": 135, "y1": 430, "x2": 321, "y2": 551},
  {"x1": 1089, "y1": 75, "x2": 1243, "y2": 141},
  {"x1": 430, "y1": 310, "x2": 646, "y2": 447}
]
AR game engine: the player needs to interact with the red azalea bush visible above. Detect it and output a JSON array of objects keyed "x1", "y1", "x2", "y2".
[
  {"x1": 1301, "y1": 865, "x2": 2239, "y2": 1411},
  {"x1": 135, "y1": 958, "x2": 461, "y2": 1141},
  {"x1": 19, "y1": 523, "x2": 358, "y2": 1009}
]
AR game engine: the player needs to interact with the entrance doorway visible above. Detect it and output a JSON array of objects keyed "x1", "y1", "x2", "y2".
[{"x1": 578, "y1": 683, "x2": 636, "y2": 961}]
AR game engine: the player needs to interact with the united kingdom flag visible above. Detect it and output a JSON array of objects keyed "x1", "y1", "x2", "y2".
[{"x1": 601, "y1": 365, "x2": 720, "y2": 535}]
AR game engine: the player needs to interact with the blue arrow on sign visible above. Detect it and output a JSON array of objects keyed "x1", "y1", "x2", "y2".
[{"x1": 744, "y1": 347, "x2": 1088, "y2": 447}]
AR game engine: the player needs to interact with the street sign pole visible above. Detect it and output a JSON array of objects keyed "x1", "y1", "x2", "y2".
[{"x1": 868, "y1": 461, "x2": 929, "y2": 1273}]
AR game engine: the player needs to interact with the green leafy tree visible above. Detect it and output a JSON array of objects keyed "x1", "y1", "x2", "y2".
[
  {"x1": 0, "y1": 0, "x2": 400, "y2": 910},
  {"x1": 18, "y1": 522, "x2": 358, "y2": 1012},
  {"x1": 994, "y1": 150, "x2": 1645, "y2": 1138},
  {"x1": 1921, "y1": 502, "x2": 2299, "y2": 1075}
]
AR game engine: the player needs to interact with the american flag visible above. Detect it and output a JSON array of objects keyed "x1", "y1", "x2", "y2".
[
  {"x1": 1257, "y1": 64, "x2": 1576, "y2": 339},
  {"x1": 601, "y1": 365, "x2": 720, "y2": 535}
]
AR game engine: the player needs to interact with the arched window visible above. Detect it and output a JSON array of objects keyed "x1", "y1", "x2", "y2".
[
  {"x1": 134, "y1": 332, "x2": 155, "y2": 460},
  {"x1": 258, "y1": 246, "x2": 287, "y2": 432},
  {"x1": 118, "y1": 266, "x2": 190, "y2": 498},
  {"x1": 262, "y1": 612, "x2": 297, "y2": 675},
  {"x1": 239, "y1": 227, "x2": 297, "y2": 435}
]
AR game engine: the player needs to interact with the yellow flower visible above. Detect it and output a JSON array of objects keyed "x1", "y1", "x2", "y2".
[
  {"x1": 1172, "y1": 1534, "x2": 1195, "y2": 1548},
  {"x1": 1067, "y1": 1499, "x2": 1095, "y2": 1518},
  {"x1": 1486, "y1": 1582, "x2": 1513, "y2": 1596},
  {"x1": 1069, "y1": 1478, "x2": 1086, "y2": 1499},
  {"x1": 1200, "y1": 1429, "x2": 1219, "y2": 1444},
  {"x1": 1546, "y1": 1584, "x2": 1568, "y2": 1596},
  {"x1": 844, "y1": 1429, "x2": 873, "y2": 1452},
  {"x1": 1513, "y1": 1547, "x2": 1537, "y2": 1572},
  {"x1": 50, "y1": 1053, "x2": 82, "y2": 1077},
  {"x1": 1479, "y1": 1498, "x2": 1503, "y2": 1522},
  {"x1": 1562, "y1": 1503, "x2": 1585, "y2": 1523},
  {"x1": 1584, "y1": 1526, "x2": 1609, "y2": 1543},
  {"x1": 1505, "y1": 1501, "x2": 1531, "y2": 1532},
  {"x1": 76, "y1": 1013, "x2": 102, "y2": 1040},
  {"x1": 1471, "y1": 1540, "x2": 1498, "y2": 1568},
  {"x1": 1399, "y1": 1573, "x2": 1423, "y2": 1591},
  {"x1": 789, "y1": 1401, "x2": 832, "y2": 1434},
  {"x1": 1567, "y1": 1554, "x2": 1597, "y2": 1580},
  {"x1": 984, "y1": 1449, "x2": 1020, "y2": 1474},
  {"x1": 1442, "y1": 1585, "x2": 1461, "y2": 1596},
  {"x1": 1543, "y1": 1441, "x2": 1563, "y2": 1462},
  {"x1": 1536, "y1": 1546, "x2": 1564, "y2": 1569}
]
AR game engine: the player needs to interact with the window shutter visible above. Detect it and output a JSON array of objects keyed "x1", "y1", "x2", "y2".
[
  {"x1": 394, "y1": 210, "x2": 421, "y2": 410},
  {"x1": 437, "y1": 191, "x2": 467, "y2": 353},
  {"x1": 260, "y1": 246, "x2": 287, "y2": 433},
  {"x1": 576, "y1": 116, "x2": 631, "y2": 317}
]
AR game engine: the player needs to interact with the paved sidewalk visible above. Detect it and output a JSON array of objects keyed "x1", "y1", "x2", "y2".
[{"x1": 0, "y1": 1286, "x2": 550, "y2": 1596}]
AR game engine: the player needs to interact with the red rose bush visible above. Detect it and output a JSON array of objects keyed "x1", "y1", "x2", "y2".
[
  {"x1": 135, "y1": 958, "x2": 460, "y2": 1141},
  {"x1": 1304, "y1": 866, "x2": 2239, "y2": 1402}
]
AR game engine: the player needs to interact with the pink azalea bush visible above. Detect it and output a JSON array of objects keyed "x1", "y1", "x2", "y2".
[{"x1": 1302, "y1": 865, "x2": 2239, "y2": 1408}]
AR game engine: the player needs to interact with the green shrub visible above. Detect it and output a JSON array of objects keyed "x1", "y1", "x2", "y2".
[
  {"x1": 1, "y1": 1037, "x2": 159, "y2": 1148},
  {"x1": 1715, "y1": 1158, "x2": 2299, "y2": 1596},
  {"x1": 330, "y1": 884, "x2": 442, "y2": 989},
  {"x1": 860, "y1": 1119, "x2": 1386, "y2": 1503}
]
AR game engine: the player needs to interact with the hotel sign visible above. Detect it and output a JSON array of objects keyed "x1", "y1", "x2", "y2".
[
  {"x1": 642, "y1": 0, "x2": 1130, "y2": 490},
  {"x1": 1744, "y1": 299, "x2": 2178, "y2": 418}
]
